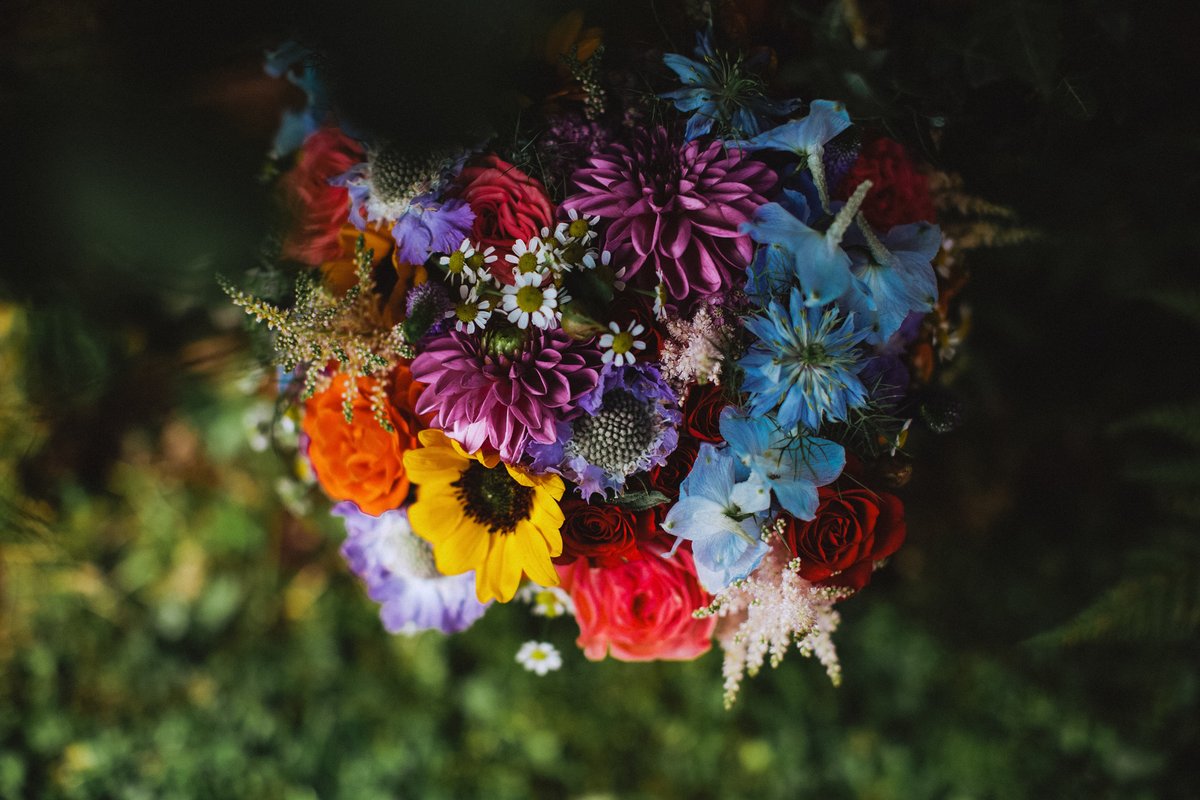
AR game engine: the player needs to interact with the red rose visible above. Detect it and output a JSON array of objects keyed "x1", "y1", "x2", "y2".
[
  {"x1": 280, "y1": 128, "x2": 364, "y2": 265},
  {"x1": 556, "y1": 540, "x2": 716, "y2": 662},
  {"x1": 681, "y1": 383, "x2": 727, "y2": 443},
  {"x1": 556, "y1": 499, "x2": 658, "y2": 567},
  {"x1": 836, "y1": 137, "x2": 936, "y2": 231},
  {"x1": 781, "y1": 487, "x2": 907, "y2": 591},
  {"x1": 450, "y1": 155, "x2": 554, "y2": 281},
  {"x1": 648, "y1": 436, "x2": 700, "y2": 501}
]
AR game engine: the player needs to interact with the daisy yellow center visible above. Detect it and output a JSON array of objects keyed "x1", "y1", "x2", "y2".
[
  {"x1": 568, "y1": 219, "x2": 590, "y2": 238},
  {"x1": 560, "y1": 243, "x2": 584, "y2": 263},
  {"x1": 516, "y1": 285, "x2": 546, "y2": 313},
  {"x1": 446, "y1": 251, "x2": 466, "y2": 273},
  {"x1": 610, "y1": 331, "x2": 635, "y2": 355},
  {"x1": 455, "y1": 303, "x2": 478, "y2": 322},
  {"x1": 466, "y1": 252, "x2": 487, "y2": 270},
  {"x1": 529, "y1": 649, "x2": 548, "y2": 661},
  {"x1": 452, "y1": 461, "x2": 534, "y2": 534},
  {"x1": 517, "y1": 253, "x2": 539, "y2": 274}
]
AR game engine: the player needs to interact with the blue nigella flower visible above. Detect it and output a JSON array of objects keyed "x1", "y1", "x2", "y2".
[
  {"x1": 662, "y1": 444, "x2": 772, "y2": 592},
  {"x1": 334, "y1": 503, "x2": 491, "y2": 634},
  {"x1": 661, "y1": 25, "x2": 801, "y2": 141},
  {"x1": 740, "y1": 287, "x2": 871, "y2": 433},
  {"x1": 840, "y1": 220, "x2": 942, "y2": 344},
  {"x1": 718, "y1": 408, "x2": 845, "y2": 520}
]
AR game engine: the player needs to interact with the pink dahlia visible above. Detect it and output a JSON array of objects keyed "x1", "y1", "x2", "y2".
[
  {"x1": 411, "y1": 329, "x2": 602, "y2": 462},
  {"x1": 562, "y1": 127, "x2": 775, "y2": 307}
]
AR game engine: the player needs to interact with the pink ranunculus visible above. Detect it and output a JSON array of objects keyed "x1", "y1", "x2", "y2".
[{"x1": 557, "y1": 541, "x2": 716, "y2": 662}]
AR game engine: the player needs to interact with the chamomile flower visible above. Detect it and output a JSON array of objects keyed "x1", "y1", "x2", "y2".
[
  {"x1": 652, "y1": 278, "x2": 669, "y2": 319},
  {"x1": 580, "y1": 247, "x2": 610, "y2": 272},
  {"x1": 438, "y1": 239, "x2": 496, "y2": 285},
  {"x1": 445, "y1": 285, "x2": 492, "y2": 334},
  {"x1": 599, "y1": 321, "x2": 647, "y2": 367},
  {"x1": 561, "y1": 208, "x2": 600, "y2": 246},
  {"x1": 505, "y1": 237, "x2": 550, "y2": 278},
  {"x1": 516, "y1": 583, "x2": 575, "y2": 618},
  {"x1": 501, "y1": 271, "x2": 562, "y2": 330},
  {"x1": 516, "y1": 641, "x2": 563, "y2": 675}
]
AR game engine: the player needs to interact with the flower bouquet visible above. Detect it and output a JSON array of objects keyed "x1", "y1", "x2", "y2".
[{"x1": 228, "y1": 12, "x2": 971, "y2": 705}]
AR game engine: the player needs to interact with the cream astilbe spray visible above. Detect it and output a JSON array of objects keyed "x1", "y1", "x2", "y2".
[{"x1": 695, "y1": 518, "x2": 852, "y2": 708}]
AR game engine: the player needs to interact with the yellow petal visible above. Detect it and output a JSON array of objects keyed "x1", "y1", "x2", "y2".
[
  {"x1": 478, "y1": 535, "x2": 524, "y2": 603},
  {"x1": 434, "y1": 518, "x2": 490, "y2": 575},
  {"x1": 403, "y1": 446, "x2": 465, "y2": 484},
  {"x1": 418, "y1": 429, "x2": 451, "y2": 449},
  {"x1": 514, "y1": 521, "x2": 559, "y2": 586}
]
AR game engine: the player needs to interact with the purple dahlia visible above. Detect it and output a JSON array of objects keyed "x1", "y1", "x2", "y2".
[
  {"x1": 411, "y1": 328, "x2": 602, "y2": 462},
  {"x1": 561, "y1": 127, "x2": 775, "y2": 306}
]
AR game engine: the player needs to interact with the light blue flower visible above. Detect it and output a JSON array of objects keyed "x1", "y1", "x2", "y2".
[
  {"x1": 841, "y1": 220, "x2": 942, "y2": 344},
  {"x1": 739, "y1": 287, "x2": 871, "y2": 433},
  {"x1": 738, "y1": 100, "x2": 852, "y2": 208},
  {"x1": 719, "y1": 408, "x2": 845, "y2": 520},
  {"x1": 661, "y1": 26, "x2": 801, "y2": 141},
  {"x1": 743, "y1": 189, "x2": 853, "y2": 306},
  {"x1": 264, "y1": 42, "x2": 331, "y2": 158},
  {"x1": 661, "y1": 444, "x2": 771, "y2": 592}
]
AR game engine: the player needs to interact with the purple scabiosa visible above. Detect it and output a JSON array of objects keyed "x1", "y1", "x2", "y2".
[
  {"x1": 410, "y1": 327, "x2": 602, "y2": 463},
  {"x1": 403, "y1": 281, "x2": 453, "y2": 340},
  {"x1": 527, "y1": 363, "x2": 681, "y2": 500},
  {"x1": 334, "y1": 144, "x2": 474, "y2": 265},
  {"x1": 739, "y1": 287, "x2": 871, "y2": 433},
  {"x1": 561, "y1": 127, "x2": 775, "y2": 308},
  {"x1": 333, "y1": 502, "x2": 491, "y2": 634}
]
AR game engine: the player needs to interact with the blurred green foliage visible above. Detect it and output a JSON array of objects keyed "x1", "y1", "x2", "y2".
[{"x1": 2, "y1": 0, "x2": 1199, "y2": 796}]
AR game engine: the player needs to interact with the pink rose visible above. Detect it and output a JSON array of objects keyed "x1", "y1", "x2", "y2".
[{"x1": 557, "y1": 541, "x2": 716, "y2": 662}]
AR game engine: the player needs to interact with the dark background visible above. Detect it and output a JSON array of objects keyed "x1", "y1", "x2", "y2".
[{"x1": 1, "y1": 0, "x2": 1198, "y2": 797}]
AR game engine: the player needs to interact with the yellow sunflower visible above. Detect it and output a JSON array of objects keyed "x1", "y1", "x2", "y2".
[{"x1": 403, "y1": 429, "x2": 565, "y2": 603}]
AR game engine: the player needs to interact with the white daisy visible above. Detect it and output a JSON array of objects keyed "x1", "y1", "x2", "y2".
[
  {"x1": 561, "y1": 208, "x2": 600, "y2": 246},
  {"x1": 516, "y1": 583, "x2": 575, "y2": 618},
  {"x1": 598, "y1": 320, "x2": 647, "y2": 367},
  {"x1": 504, "y1": 236, "x2": 551, "y2": 278},
  {"x1": 438, "y1": 238, "x2": 496, "y2": 285},
  {"x1": 652, "y1": 276, "x2": 669, "y2": 320},
  {"x1": 445, "y1": 284, "x2": 492, "y2": 334},
  {"x1": 580, "y1": 247, "x2": 611, "y2": 272},
  {"x1": 516, "y1": 641, "x2": 562, "y2": 675},
  {"x1": 501, "y1": 271, "x2": 561, "y2": 330}
]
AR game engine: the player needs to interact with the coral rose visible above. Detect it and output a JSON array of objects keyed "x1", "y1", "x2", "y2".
[
  {"x1": 557, "y1": 541, "x2": 716, "y2": 661},
  {"x1": 280, "y1": 128, "x2": 364, "y2": 266},
  {"x1": 303, "y1": 369, "x2": 421, "y2": 516},
  {"x1": 781, "y1": 487, "x2": 907, "y2": 591},
  {"x1": 450, "y1": 155, "x2": 554, "y2": 281}
]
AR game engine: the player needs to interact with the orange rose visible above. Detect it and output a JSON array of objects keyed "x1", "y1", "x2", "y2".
[{"x1": 303, "y1": 369, "x2": 421, "y2": 516}]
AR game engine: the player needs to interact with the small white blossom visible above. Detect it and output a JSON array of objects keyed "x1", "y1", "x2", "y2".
[
  {"x1": 517, "y1": 584, "x2": 575, "y2": 618},
  {"x1": 445, "y1": 284, "x2": 492, "y2": 334},
  {"x1": 598, "y1": 321, "x2": 647, "y2": 367},
  {"x1": 501, "y1": 271, "x2": 561, "y2": 330},
  {"x1": 516, "y1": 641, "x2": 562, "y2": 675}
]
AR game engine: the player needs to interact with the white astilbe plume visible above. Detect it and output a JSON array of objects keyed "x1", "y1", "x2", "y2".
[
  {"x1": 659, "y1": 302, "x2": 737, "y2": 392},
  {"x1": 696, "y1": 529, "x2": 852, "y2": 708}
]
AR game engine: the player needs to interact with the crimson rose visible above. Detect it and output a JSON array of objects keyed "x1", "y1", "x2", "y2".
[
  {"x1": 681, "y1": 383, "x2": 727, "y2": 443},
  {"x1": 836, "y1": 137, "x2": 936, "y2": 231},
  {"x1": 556, "y1": 499, "x2": 658, "y2": 568},
  {"x1": 781, "y1": 487, "x2": 906, "y2": 591}
]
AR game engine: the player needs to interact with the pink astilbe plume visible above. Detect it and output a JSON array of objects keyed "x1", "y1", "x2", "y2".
[
  {"x1": 562, "y1": 127, "x2": 775, "y2": 308},
  {"x1": 411, "y1": 329, "x2": 602, "y2": 462}
]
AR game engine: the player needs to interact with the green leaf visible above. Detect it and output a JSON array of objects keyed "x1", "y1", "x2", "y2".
[{"x1": 611, "y1": 490, "x2": 671, "y2": 511}]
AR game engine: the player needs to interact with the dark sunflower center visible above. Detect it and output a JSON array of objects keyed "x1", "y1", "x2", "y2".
[{"x1": 452, "y1": 461, "x2": 534, "y2": 534}]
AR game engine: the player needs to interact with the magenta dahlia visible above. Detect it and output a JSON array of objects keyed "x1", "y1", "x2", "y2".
[
  {"x1": 411, "y1": 328, "x2": 602, "y2": 462},
  {"x1": 561, "y1": 127, "x2": 775, "y2": 306}
]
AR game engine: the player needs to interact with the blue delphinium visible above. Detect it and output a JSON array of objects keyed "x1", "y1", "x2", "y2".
[
  {"x1": 740, "y1": 287, "x2": 871, "y2": 433},
  {"x1": 264, "y1": 42, "x2": 331, "y2": 159},
  {"x1": 739, "y1": 99, "x2": 852, "y2": 208},
  {"x1": 840, "y1": 220, "x2": 942, "y2": 344},
  {"x1": 662, "y1": 444, "x2": 772, "y2": 592},
  {"x1": 718, "y1": 408, "x2": 845, "y2": 520},
  {"x1": 661, "y1": 26, "x2": 801, "y2": 141}
]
